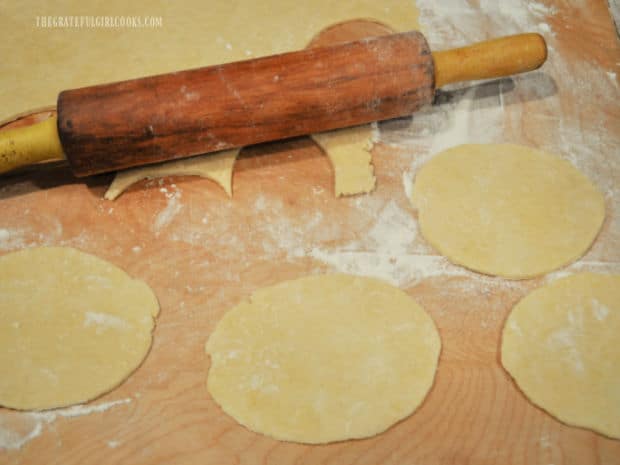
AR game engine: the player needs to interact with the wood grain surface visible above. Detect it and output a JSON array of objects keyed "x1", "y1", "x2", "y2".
[{"x1": 1, "y1": 1, "x2": 619, "y2": 464}]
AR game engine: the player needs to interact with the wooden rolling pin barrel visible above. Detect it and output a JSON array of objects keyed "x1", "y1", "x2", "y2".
[{"x1": 0, "y1": 31, "x2": 547, "y2": 177}]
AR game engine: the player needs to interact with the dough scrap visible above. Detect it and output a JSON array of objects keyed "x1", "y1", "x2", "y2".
[
  {"x1": 0, "y1": 247, "x2": 159, "y2": 410},
  {"x1": 311, "y1": 125, "x2": 376, "y2": 196},
  {"x1": 2, "y1": 1, "x2": 419, "y2": 199},
  {"x1": 205, "y1": 274, "x2": 440, "y2": 444},
  {"x1": 410, "y1": 144, "x2": 605, "y2": 279},
  {"x1": 106, "y1": 126, "x2": 376, "y2": 200},
  {"x1": 501, "y1": 273, "x2": 620, "y2": 438},
  {"x1": 104, "y1": 149, "x2": 240, "y2": 200}
]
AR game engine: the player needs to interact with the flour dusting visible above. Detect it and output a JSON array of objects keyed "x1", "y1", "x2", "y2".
[
  {"x1": 309, "y1": 199, "x2": 502, "y2": 287},
  {"x1": 0, "y1": 418, "x2": 43, "y2": 451},
  {"x1": 545, "y1": 261, "x2": 620, "y2": 282},
  {"x1": 547, "y1": 327, "x2": 585, "y2": 373},
  {"x1": 366, "y1": 200, "x2": 418, "y2": 254},
  {"x1": 84, "y1": 312, "x2": 130, "y2": 331},
  {"x1": 308, "y1": 249, "x2": 468, "y2": 287},
  {"x1": 591, "y1": 299, "x2": 610, "y2": 322},
  {"x1": 153, "y1": 189, "x2": 184, "y2": 234},
  {"x1": 0, "y1": 398, "x2": 131, "y2": 450},
  {"x1": 0, "y1": 229, "x2": 37, "y2": 251}
]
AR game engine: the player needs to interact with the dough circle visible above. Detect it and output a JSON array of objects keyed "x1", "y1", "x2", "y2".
[
  {"x1": 0, "y1": 247, "x2": 159, "y2": 410},
  {"x1": 410, "y1": 144, "x2": 605, "y2": 278},
  {"x1": 205, "y1": 274, "x2": 441, "y2": 444},
  {"x1": 501, "y1": 273, "x2": 620, "y2": 438}
]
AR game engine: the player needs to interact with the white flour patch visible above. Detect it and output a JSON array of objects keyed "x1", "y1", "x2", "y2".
[
  {"x1": 0, "y1": 225, "x2": 63, "y2": 251},
  {"x1": 402, "y1": 172, "x2": 414, "y2": 201},
  {"x1": 547, "y1": 328, "x2": 584, "y2": 373},
  {"x1": 591, "y1": 299, "x2": 610, "y2": 321},
  {"x1": 0, "y1": 228, "x2": 27, "y2": 252},
  {"x1": 0, "y1": 398, "x2": 131, "y2": 450},
  {"x1": 526, "y1": 1, "x2": 557, "y2": 16},
  {"x1": 35, "y1": 398, "x2": 132, "y2": 419},
  {"x1": 308, "y1": 249, "x2": 469, "y2": 287},
  {"x1": 365, "y1": 200, "x2": 418, "y2": 254},
  {"x1": 309, "y1": 199, "x2": 464, "y2": 286},
  {"x1": 0, "y1": 229, "x2": 9, "y2": 243},
  {"x1": 538, "y1": 434, "x2": 552, "y2": 449},
  {"x1": 416, "y1": 0, "x2": 555, "y2": 44},
  {"x1": 538, "y1": 22, "x2": 552, "y2": 34},
  {"x1": 254, "y1": 194, "x2": 268, "y2": 211},
  {"x1": 0, "y1": 418, "x2": 43, "y2": 451},
  {"x1": 255, "y1": 197, "x2": 315, "y2": 259},
  {"x1": 545, "y1": 261, "x2": 620, "y2": 282},
  {"x1": 153, "y1": 190, "x2": 183, "y2": 234},
  {"x1": 84, "y1": 312, "x2": 130, "y2": 331}
]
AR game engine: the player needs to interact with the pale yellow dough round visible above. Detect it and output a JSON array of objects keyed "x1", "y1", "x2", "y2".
[
  {"x1": 502, "y1": 273, "x2": 620, "y2": 438},
  {"x1": 0, "y1": 247, "x2": 159, "y2": 410},
  {"x1": 410, "y1": 144, "x2": 605, "y2": 278},
  {"x1": 205, "y1": 274, "x2": 441, "y2": 444}
]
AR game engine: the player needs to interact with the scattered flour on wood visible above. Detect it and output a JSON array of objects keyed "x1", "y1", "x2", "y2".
[
  {"x1": 545, "y1": 261, "x2": 620, "y2": 282},
  {"x1": 0, "y1": 398, "x2": 131, "y2": 450},
  {"x1": 153, "y1": 188, "x2": 184, "y2": 234}
]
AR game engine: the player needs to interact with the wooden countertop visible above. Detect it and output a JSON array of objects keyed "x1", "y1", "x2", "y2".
[{"x1": 1, "y1": 1, "x2": 619, "y2": 464}]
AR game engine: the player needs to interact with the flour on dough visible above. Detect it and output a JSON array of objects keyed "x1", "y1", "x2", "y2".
[
  {"x1": 206, "y1": 273, "x2": 440, "y2": 444},
  {"x1": 0, "y1": 247, "x2": 159, "y2": 410},
  {"x1": 410, "y1": 144, "x2": 605, "y2": 279},
  {"x1": 502, "y1": 273, "x2": 620, "y2": 438},
  {"x1": 4, "y1": 1, "x2": 420, "y2": 199},
  {"x1": 104, "y1": 149, "x2": 240, "y2": 200}
]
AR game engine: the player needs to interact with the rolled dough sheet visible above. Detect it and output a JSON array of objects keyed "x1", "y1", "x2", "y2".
[
  {"x1": 0, "y1": 247, "x2": 159, "y2": 410},
  {"x1": 501, "y1": 273, "x2": 620, "y2": 438},
  {"x1": 410, "y1": 144, "x2": 606, "y2": 279},
  {"x1": 1, "y1": 0, "x2": 420, "y2": 121},
  {"x1": 205, "y1": 274, "x2": 441, "y2": 444}
]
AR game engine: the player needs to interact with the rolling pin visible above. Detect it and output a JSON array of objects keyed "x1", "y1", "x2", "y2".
[{"x1": 0, "y1": 31, "x2": 546, "y2": 177}]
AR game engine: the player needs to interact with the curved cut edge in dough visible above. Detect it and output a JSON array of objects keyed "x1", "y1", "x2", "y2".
[
  {"x1": 104, "y1": 126, "x2": 377, "y2": 200},
  {"x1": 311, "y1": 124, "x2": 377, "y2": 197},
  {"x1": 104, "y1": 148, "x2": 241, "y2": 200}
]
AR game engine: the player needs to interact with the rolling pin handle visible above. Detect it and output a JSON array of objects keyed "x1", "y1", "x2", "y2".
[
  {"x1": 0, "y1": 117, "x2": 65, "y2": 174},
  {"x1": 432, "y1": 33, "x2": 548, "y2": 88}
]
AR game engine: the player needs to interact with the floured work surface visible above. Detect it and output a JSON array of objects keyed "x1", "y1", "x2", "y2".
[{"x1": 1, "y1": 1, "x2": 620, "y2": 464}]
